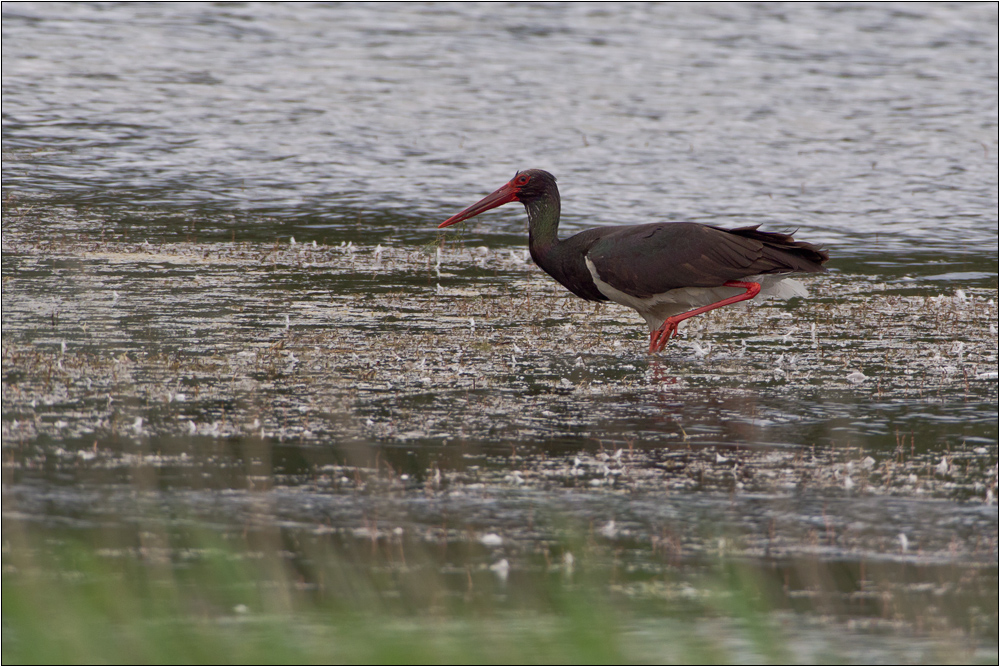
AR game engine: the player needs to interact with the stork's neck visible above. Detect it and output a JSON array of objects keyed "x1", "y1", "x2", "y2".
[{"x1": 524, "y1": 190, "x2": 561, "y2": 265}]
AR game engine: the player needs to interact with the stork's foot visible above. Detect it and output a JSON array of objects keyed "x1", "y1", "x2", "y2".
[
  {"x1": 648, "y1": 319, "x2": 680, "y2": 354},
  {"x1": 646, "y1": 281, "x2": 762, "y2": 354}
]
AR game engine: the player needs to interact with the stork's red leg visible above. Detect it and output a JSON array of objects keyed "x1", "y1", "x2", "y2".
[{"x1": 648, "y1": 281, "x2": 762, "y2": 354}]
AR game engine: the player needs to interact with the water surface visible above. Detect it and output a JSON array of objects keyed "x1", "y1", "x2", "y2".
[
  {"x1": 3, "y1": 3, "x2": 997, "y2": 257},
  {"x1": 3, "y1": 3, "x2": 998, "y2": 661}
]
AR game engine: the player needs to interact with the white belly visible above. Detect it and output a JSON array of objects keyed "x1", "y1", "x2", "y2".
[{"x1": 584, "y1": 257, "x2": 808, "y2": 331}]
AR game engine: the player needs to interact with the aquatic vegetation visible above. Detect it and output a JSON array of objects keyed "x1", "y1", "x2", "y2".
[{"x1": 2, "y1": 227, "x2": 998, "y2": 662}]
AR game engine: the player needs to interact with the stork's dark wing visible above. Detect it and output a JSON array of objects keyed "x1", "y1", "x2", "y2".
[{"x1": 584, "y1": 222, "x2": 828, "y2": 299}]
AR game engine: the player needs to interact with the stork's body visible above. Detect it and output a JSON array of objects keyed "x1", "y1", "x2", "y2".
[{"x1": 438, "y1": 170, "x2": 828, "y2": 353}]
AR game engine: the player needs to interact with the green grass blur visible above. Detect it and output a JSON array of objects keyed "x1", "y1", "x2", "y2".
[
  {"x1": 5, "y1": 513, "x2": 995, "y2": 665},
  {"x1": 1, "y1": 520, "x2": 781, "y2": 665}
]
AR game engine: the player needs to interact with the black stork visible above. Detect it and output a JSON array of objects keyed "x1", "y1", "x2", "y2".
[{"x1": 438, "y1": 169, "x2": 828, "y2": 354}]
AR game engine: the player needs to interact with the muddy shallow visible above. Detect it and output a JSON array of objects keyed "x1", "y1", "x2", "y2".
[{"x1": 2, "y1": 213, "x2": 998, "y2": 656}]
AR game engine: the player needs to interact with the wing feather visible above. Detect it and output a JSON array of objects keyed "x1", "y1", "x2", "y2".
[{"x1": 585, "y1": 223, "x2": 827, "y2": 299}]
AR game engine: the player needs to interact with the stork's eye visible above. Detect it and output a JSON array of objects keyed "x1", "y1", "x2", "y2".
[{"x1": 514, "y1": 173, "x2": 530, "y2": 186}]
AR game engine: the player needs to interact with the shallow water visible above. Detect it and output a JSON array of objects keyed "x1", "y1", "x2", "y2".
[
  {"x1": 3, "y1": 2, "x2": 999, "y2": 660},
  {"x1": 3, "y1": 232, "x2": 998, "y2": 657}
]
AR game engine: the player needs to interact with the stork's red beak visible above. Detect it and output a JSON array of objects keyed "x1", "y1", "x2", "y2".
[{"x1": 438, "y1": 181, "x2": 520, "y2": 228}]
